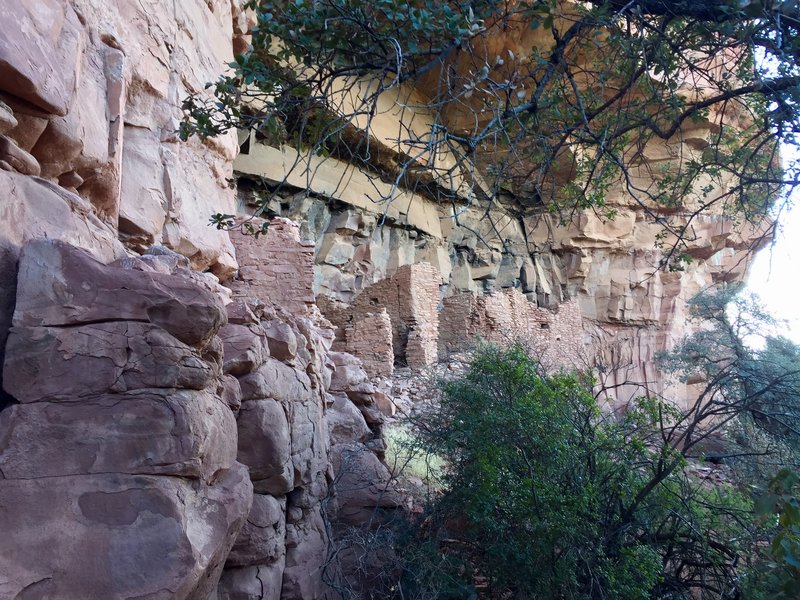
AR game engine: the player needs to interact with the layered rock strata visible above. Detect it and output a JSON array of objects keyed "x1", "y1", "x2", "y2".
[
  {"x1": 0, "y1": 240, "x2": 252, "y2": 598},
  {"x1": 218, "y1": 220, "x2": 405, "y2": 599},
  {"x1": 0, "y1": 3, "x2": 402, "y2": 597},
  {"x1": 0, "y1": 232, "x2": 404, "y2": 600},
  {"x1": 236, "y1": 149, "x2": 764, "y2": 407},
  {"x1": 0, "y1": 0, "x2": 772, "y2": 598}
]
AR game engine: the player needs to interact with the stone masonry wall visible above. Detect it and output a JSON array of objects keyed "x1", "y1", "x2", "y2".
[
  {"x1": 229, "y1": 218, "x2": 316, "y2": 314},
  {"x1": 342, "y1": 309, "x2": 394, "y2": 378},
  {"x1": 439, "y1": 289, "x2": 585, "y2": 370},
  {"x1": 222, "y1": 217, "x2": 404, "y2": 598},
  {"x1": 321, "y1": 262, "x2": 442, "y2": 370}
]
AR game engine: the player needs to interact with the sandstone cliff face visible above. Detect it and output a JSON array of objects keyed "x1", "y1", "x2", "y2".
[
  {"x1": 236, "y1": 149, "x2": 763, "y2": 408},
  {"x1": 0, "y1": 0, "x2": 247, "y2": 405},
  {"x1": 0, "y1": 2, "x2": 398, "y2": 598},
  {"x1": 0, "y1": 1, "x2": 766, "y2": 598},
  {"x1": 0, "y1": 240, "x2": 252, "y2": 598}
]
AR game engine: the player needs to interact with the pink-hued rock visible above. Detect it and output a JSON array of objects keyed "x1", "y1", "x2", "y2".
[
  {"x1": 238, "y1": 358, "x2": 313, "y2": 404},
  {"x1": 0, "y1": 102, "x2": 17, "y2": 135},
  {"x1": 0, "y1": 135, "x2": 40, "y2": 176},
  {"x1": 0, "y1": 464, "x2": 252, "y2": 600},
  {"x1": 358, "y1": 403, "x2": 386, "y2": 427},
  {"x1": 58, "y1": 169, "x2": 84, "y2": 189},
  {"x1": 219, "y1": 323, "x2": 269, "y2": 376},
  {"x1": 218, "y1": 563, "x2": 285, "y2": 600},
  {"x1": 3, "y1": 323, "x2": 214, "y2": 402},
  {"x1": 226, "y1": 494, "x2": 287, "y2": 567},
  {"x1": 344, "y1": 383, "x2": 377, "y2": 406},
  {"x1": 329, "y1": 363, "x2": 369, "y2": 392},
  {"x1": 118, "y1": 127, "x2": 167, "y2": 246},
  {"x1": 0, "y1": 0, "x2": 81, "y2": 115},
  {"x1": 0, "y1": 171, "x2": 124, "y2": 396},
  {"x1": 263, "y1": 320, "x2": 298, "y2": 363},
  {"x1": 226, "y1": 300, "x2": 261, "y2": 325},
  {"x1": 237, "y1": 399, "x2": 294, "y2": 495},
  {"x1": 285, "y1": 374, "x2": 330, "y2": 498},
  {"x1": 282, "y1": 506, "x2": 327, "y2": 600},
  {"x1": 5, "y1": 107, "x2": 49, "y2": 151},
  {"x1": 328, "y1": 351, "x2": 362, "y2": 367},
  {"x1": 220, "y1": 374, "x2": 243, "y2": 414},
  {"x1": 372, "y1": 391, "x2": 397, "y2": 417},
  {"x1": 327, "y1": 394, "x2": 371, "y2": 446},
  {"x1": 12, "y1": 239, "x2": 227, "y2": 346},
  {"x1": 331, "y1": 443, "x2": 404, "y2": 527},
  {"x1": 0, "y1": 389, "x2": 237, "y2": 481}
]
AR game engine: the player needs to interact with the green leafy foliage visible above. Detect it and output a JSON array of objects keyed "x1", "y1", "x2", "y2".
[
  {"x1": 743, "y1": 469, "x2": 800, "y2": 599},
  {"x1": 658, "y1": 287, "x2": 800, "y2": 484},
  {"x1": 180, "y1": 0, "x2": 798, "y2": 248},
  {"x1": 399, "y1": 344, "x2": 757, "y2": 599}
]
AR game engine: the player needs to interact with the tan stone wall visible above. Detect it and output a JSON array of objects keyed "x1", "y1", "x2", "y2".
[
  {"x1": 320, "y1": 259, "x2": 585, "y2": 373},
  {"x1": 440, "y1": 289, "x2": 585, "y2": 370},
  {"x1": 229, "y1": 218, "x2": 316, "y2": 314},
  {"x1": 320, "y1": 262, "x2": 442, "y2": 369}
]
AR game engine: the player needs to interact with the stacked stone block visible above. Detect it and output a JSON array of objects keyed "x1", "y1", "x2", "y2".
[{"x1": 0, "y1": 240, "x2": 252, "y2": 598}]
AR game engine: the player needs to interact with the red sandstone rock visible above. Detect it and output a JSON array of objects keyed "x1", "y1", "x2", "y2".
[
  {"x1": 331, "y1": 443, "x2": 404, "y2": 527},
  {"x1": 0, "y1": 389, "x2": 237, "y2": 481},
  {"x1": 226, "y1": 494, "x2": 287, "y2": 568},
  {"x1": 218, "y1": 564, "x2": 285, "y2": 600},
  {"x1": 0, "y1": 464, "x2": 252, "y2": 599},
  {"x1": 372, "y1": 391, "x2": 397, "y2": 417},
  {"x1": 329, "y1": 351, "x2": 362, "y2": 367},
  {"x1": 327, "y1": 394, "x2": 371, "y2": 445},
  {"x1": 237, "y1": 399, "x2": 293, "y2": 495},
  {"x1": 238, "y1": 358, "x2": 313, "y2": 404},
  {"x1": 220, "y1": 374, "x2": 243, "y2": 414},
  {"x1": 0, "y1": 134, "x2": 40, "y2": 176},
  {"x1": 226, "y1": 299, "x2": 260, "y2": 325},
  {"x1": 263, "y1": 320, "x2": 299, "y2": 363},
  {"x1": 220, "y1": 323, "x2": 270, "y2": 376},
  {"x1": 12, "y1": 239, "x2": 227, "y2": 346},
  {"x1": 282, "y1": 507, "x2": 327, "y2": 600},
  {"x1": 0, "y1": 102, "x2": 17, "y2": 135},
  {"x1": 3, "y1": 323, "x2": 214, "y2": 402},
  {"x1": 330, "y1": 364, "x2": 369, "y2": 392}
]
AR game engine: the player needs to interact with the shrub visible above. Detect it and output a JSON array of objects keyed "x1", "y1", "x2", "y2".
[{"x1": 399, "y1": 344, "x2": 757, "y2": 599}]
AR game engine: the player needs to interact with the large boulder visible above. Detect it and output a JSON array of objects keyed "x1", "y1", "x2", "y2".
[
  {"x1": 0, "y1": 171, "x2": 123, "y2": 402},
  {"x1": 11, "y1": 239, "x2": 227, "y2": 346},
  {"x1": 238, "y1": 358, "x2": 313, "y2": 404},
  {"x1": 3, "y1": 323, "x2": 214, "y2": 402},
  {"x1": 237, "y1": 399, "x2": 294, "y2": 495},
  {"x1": 282, "y1": 506, "x2": 327, "y2": 600},
  {"x1": 0, "y1": 389, "x2": 237, "y2": 481},
  {"x1": 226, "y1": 494, "x2": 287, "y2": 568},
  {"x1": 331, "y1": 443, "x2": 404, "y2": 527},
  {"x1": 219, "y1": 322, "x2": 270, "y2": 376},
  {"x1": 0, "y1": 464, "x2": 253, "y2": 599},
  {"x1": 218, "y1": 563, "x2": 285, "y2": 600},
  {"x1": 327, "y1": 394, "x2": 371, "y2": 446}
]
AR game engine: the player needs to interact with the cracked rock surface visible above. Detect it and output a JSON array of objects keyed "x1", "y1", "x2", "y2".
[{"x1": 0, "y1": 240, "x2": 252, "y2": 598}]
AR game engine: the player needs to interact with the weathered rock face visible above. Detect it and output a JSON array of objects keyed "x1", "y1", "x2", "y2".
[
  {"x1": 0, "y1": 0, "x2": 240, "y2": 269},
  {"x1": 0, "y1": 0, "x2": 247, "y2": 408},
  {"x1": 0, "y1": 0, "x2": 770, "y2": 598},
  {"x1": 236, "y1": 139, "x2": 764, "y2": 409},
  {"x1": 0, "y1": 240, "x2": 253, "y2": 598},
  {"x1": 0, "y1": 2, "x2": 405, "y2": 599}
]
